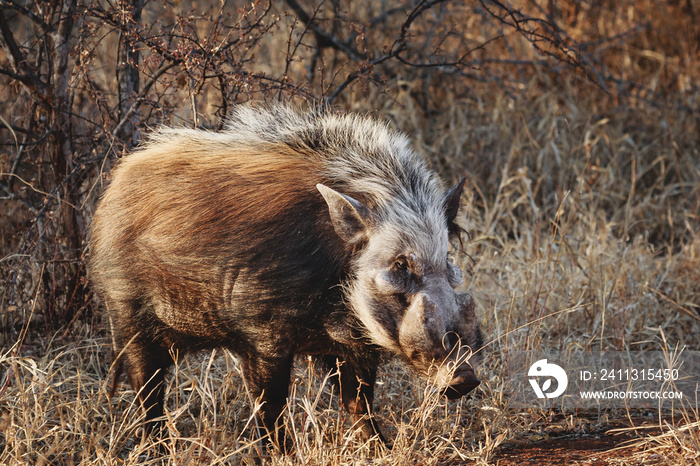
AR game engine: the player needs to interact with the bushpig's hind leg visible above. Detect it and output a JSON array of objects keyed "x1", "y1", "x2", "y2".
[
  {"x1": 324, "y1": 355, "x2": 387, "y2": 444},
  {"x1": 121, "y1": 336, "x2": 174, "y2": 437}
]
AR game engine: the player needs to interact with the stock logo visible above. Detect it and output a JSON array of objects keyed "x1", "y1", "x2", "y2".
[{"x1": 528, "y1": 359, "x2": 568, "y2": 399}]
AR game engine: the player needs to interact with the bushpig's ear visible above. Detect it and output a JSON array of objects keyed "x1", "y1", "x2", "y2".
[
  {"x1": 443, "y1": 176, "x2": 466, "y2": 223},
  {"x1": 317, "y1": 184, "x2": 370, "y2": 244}
]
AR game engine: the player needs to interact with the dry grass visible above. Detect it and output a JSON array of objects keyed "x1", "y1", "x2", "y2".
[{"x1": 0, "y1": 330, "x2": 484, "y2": 464}]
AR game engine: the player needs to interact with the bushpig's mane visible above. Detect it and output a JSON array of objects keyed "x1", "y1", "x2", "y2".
[
  {"x1": 148, "y1": 104, "x2": 441, "y2": 205},
  {"x1": 143, "y1": 104, "x2": 455, "y2": 267}
]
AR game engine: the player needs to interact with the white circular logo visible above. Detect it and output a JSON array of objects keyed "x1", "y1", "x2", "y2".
[{"x1": 528, "y1": 359, "x2": 568, "y2": 399}]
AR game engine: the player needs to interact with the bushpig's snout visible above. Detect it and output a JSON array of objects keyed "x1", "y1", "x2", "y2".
[{"x1": 399, "y1": 288, "x2": 483, "y2": 400}]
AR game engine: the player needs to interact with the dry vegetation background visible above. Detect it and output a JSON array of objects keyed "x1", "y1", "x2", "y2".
[{"x1": 0, "y1": 0, "x2": 699, "y2": 464}]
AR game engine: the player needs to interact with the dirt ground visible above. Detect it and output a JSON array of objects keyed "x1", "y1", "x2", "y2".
[
  {"x1": 491, "y1": 420, "x2": 674, "y2": 465},
  {"x1": 494, "y1": 432, "x2": 639, "y2": 465}
]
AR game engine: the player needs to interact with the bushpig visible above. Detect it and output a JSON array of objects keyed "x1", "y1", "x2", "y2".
[{"x1": 88, "y1": 104, "x2": 483, "y2": 445}]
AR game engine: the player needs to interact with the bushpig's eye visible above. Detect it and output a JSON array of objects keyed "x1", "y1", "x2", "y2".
[{"x1": 393, "y1": 255, "x2": 409, "y2": 272}]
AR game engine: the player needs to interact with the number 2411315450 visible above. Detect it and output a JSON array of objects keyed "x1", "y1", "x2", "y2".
[{"x1": 581, "y1": 368, "x2": 680, "y2": 381}]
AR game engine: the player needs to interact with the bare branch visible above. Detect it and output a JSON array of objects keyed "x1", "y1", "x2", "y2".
[
  {"x1": 0, "y1": 8, "x2": 48, "y2": 100},
  {"x1": 283, "y1": 0, "x2": 367, "y2": 61}
]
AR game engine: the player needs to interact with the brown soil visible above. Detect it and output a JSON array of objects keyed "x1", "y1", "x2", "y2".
[
  {"x1": 490, "y1": 418, "x2": 672, "y2": 465},
  {"x1": 493, "y1": 431, "x2": 642, "y2": 465}
]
